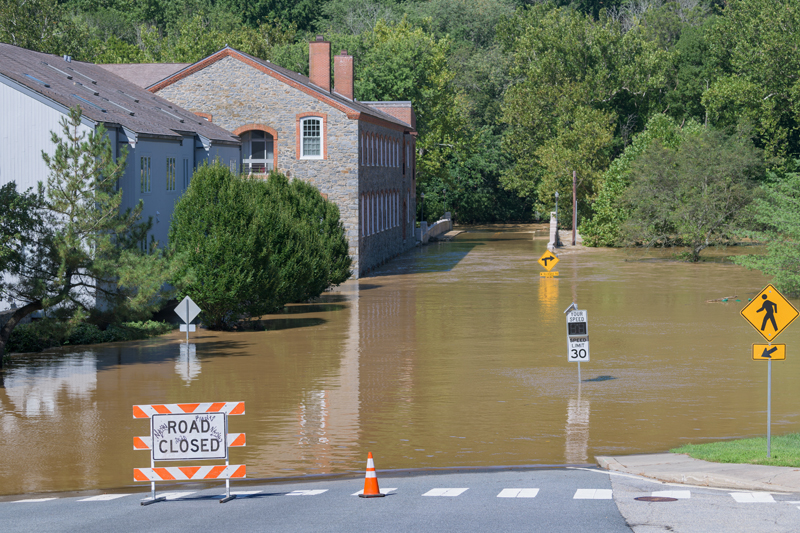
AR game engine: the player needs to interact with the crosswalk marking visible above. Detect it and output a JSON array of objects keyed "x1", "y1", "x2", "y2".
[
  {"x1": 423, "y1": 488, "x2": 469, "y2": 497},
  {"x1": 286, "y1": 490, "x2": 327, "y2": 496},
  {"x1": 574, "y1": 489, "x2": 613, "y2": 500},
  {"x1": 79, "y1": 494, "x2": 130, "y2": 502},
  {"x1": 352, "y1": 488, "x2": 396, "y2": 496},
  {"x1": 11, "y1": 498, "x2": 57, "y2": 503},
  {"x1": 141, "y1": 491, "x2": 195, "y2": 501},
  {"x1": 497, "y1": 489, "x2": 539, "y2": 498},
  {"x1": 730, "y1": 492, "x2": 775, "y2": 503},
  {"x1": 652, "y1": 490, "x2": 690, "y2": 499}
]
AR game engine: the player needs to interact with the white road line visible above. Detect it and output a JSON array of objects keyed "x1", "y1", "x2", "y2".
[
  {"x1": 10, "y1": 498, "x2": 57, "y2": 503},
  {"x1": 216, "y1": 491, "x2": 262, "y2": 498},
  {"x1": 352, "y1": 488, "x2": 396, "y2": 496},
  {"x1": 498, "y1": 489, "x2": 539, "y2": 498},
  {"x1": 423, "y1": 488, "x2": 469, "y2": 497},
  {"x1": 652, "y1": 490, "x2": 691, "y2": 499},
  {"x1": 79, "y1": 494, "x2": 130, "y2": 502},
  {"x1": 286, "y1": 490, "x2": 328, "y2": 496},
  {"x1": 141, "y1": 491, "x2": 196, "y2": 501},
  {"x1": 574, "y1": 489, "x2": 613, "y2": 500},
  {"x1": 730, "y1": 492, "x2": 775, "y2": 503}
]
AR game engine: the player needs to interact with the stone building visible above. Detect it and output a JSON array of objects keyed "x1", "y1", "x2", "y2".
[{"x1": 149, "y1": 37, "x2": 418, "y2": 277}]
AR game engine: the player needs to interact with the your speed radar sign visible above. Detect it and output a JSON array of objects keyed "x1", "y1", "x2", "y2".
[{"x1": 566, "y1": 309, "x2": 590, "y2": 362}]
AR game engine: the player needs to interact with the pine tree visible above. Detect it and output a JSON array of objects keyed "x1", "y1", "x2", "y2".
[{"x1": 0, "y1": 106, "x2": 170, "y2": 364}]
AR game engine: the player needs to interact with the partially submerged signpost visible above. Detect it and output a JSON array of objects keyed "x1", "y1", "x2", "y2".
[
  {"x1": 538, "y1": 250, "x2": 559, "y2": 278},
  {"x1": 133, "y1": 402, "x2": 246, "y2": 504},
  {"x1": 740, "y1": 284, "x2": 799, "y2": 457},
  {"x1": 175, "y1": 296, "x2": 201, "y2": 341},
  {"x1": 564, "y1": 303, "x2": 589, "y2": 382}
]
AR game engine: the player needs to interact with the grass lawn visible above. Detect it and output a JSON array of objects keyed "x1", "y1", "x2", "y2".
[{"x1": 671, "y1": 433, "x2": 800, "y2": 467}]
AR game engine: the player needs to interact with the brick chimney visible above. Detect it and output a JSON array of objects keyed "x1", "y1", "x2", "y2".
[
  {"x1": 309, "y1": 35, "x2": 331, "y2": 92},
  {"x1": 333, "y1": 50, "x2": 354, "y2": 100}
]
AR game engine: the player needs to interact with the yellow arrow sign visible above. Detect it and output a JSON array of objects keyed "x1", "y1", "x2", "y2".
[
  {"x1": 740, "y1": 284, "x2": 799, "y2": 342},
  {"x1": 538, "y1": 251, "x2": 559, "y2": 272},
  {"x1": 752, "y1": 344, "x2": 786, "y2": 361}
]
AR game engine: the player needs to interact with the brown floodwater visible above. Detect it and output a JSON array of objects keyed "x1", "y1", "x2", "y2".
[{"x1": 2, "y1": 225, "x2": 799, "y2": 496}]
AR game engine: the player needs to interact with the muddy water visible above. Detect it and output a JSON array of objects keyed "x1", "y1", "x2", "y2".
[{"x1": 2, "y1": 226, "x2": 799, "y2": 496}]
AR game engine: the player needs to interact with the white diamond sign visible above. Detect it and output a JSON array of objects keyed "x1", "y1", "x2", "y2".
[{"x1": 175, "y1": 296, "x2": 201, "y2": 324}]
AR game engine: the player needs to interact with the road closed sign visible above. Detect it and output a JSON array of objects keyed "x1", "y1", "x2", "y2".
[{"x1": 151, "y1": 413, "x2": 227, "y2": 461}]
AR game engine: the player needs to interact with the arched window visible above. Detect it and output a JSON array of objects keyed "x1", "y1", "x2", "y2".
[
  {"x1": 299, "y1": 116, "x2": 323, "y2": 159},
  {"x1": 241, "y1": 130, "x2": 274, "y2": 174}
]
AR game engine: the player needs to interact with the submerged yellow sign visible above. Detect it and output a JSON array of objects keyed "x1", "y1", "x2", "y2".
[
  {"x1": 740, "y1": 284, "x2": 799, "y2": 342},
  {"x1": 752, "y1": 344, "x2": 786, "y2": 361},
  {"x1": 538, "y1": 251, "x2": 559, "y2": 272}
]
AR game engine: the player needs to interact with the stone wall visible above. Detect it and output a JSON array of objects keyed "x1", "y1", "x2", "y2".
[
  {"x1": 357, "y1": 121, "x2": 416, "y2": 275},
  {"x1": 155, "y1": 56, "x2": 363, "y2": 273}
]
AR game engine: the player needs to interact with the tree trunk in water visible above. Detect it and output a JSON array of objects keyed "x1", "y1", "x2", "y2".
[{"x1": 0, "y1": 301, "x2": 43, "y2": 368}]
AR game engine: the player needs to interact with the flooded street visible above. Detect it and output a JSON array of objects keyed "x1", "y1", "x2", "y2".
[{"x1": 2, "y1": 225, "x2": 799, "y2": 496}]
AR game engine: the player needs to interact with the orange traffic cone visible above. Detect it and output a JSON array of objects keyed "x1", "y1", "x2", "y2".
[{"x1": 359, "y1": 452, "x2": 385, "y2": 498}]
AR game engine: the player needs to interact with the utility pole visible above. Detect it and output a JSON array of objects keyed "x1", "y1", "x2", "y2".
[{"x1": 572, "y1": 170, "x2": 577, "y2": 246}]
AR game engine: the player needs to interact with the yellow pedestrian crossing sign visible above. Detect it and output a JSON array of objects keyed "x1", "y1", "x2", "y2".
[
  {"x1": 538, "y1": 251, "x2": 559, "y2": 272},
  {"x1": 740, "y1": 284, "x2": 799, "y2": 342}
]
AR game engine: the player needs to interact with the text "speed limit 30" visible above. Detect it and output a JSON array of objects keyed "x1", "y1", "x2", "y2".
[{"x1": 566, "y1": 309, "x2": 590, "y2": 362}]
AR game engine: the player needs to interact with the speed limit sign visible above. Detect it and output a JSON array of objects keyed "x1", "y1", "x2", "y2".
[
  {"x1": 568, "y1": 337, "x2": 590, "y2": 362},
  {"x1": 566, "y1": 308, "x2": 590, "y2": 362}
]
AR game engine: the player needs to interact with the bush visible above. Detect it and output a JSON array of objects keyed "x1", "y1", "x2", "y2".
[
  {"x1": 6, "y1": 320, "x2": 173, "y2": 354},
  {"x1": 169, "y1": 164, "x2": 351, "y2": 330},
  {"x1": 581, "y1": 114, "x2": 701, "y2": 247}
]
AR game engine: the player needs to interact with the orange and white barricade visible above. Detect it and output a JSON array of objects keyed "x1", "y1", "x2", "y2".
[{"x1": 134, "y1": 402, "x2": 245, "y2": 505}]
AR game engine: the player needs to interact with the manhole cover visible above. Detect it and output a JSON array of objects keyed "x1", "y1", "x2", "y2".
[{"x1": 635, "y1": 496, "x2": 678, "y2": 502}]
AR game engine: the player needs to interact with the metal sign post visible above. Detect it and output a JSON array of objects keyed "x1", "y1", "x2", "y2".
[
  {"x1": 768, "y1": 356, "x2": 772, "y2": 458},
  {"x1": 741, "y1": 284, "x2": 798, "y2": 458},
  {"x1": 538, "y1": 250, "x2": 559, "y2": 278},
  {"x1": 175, "y1": 296, "x2": 201, "y2": 341},
  {"x1": 565, "y1": 303, "x2": 589, "y2": 383}
]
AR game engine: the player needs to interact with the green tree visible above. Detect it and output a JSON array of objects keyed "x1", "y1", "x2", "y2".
[
  {"x1": 498, "y1": 3, "x2": 675, "y2": 221},
  {"x1": 0, "y1": 183, "x2": 43, "y2": 291},
  {"x1": 733, "y1": 171, "x2": 800, "y2": 296},
  {"x1": 0, "y1": 0, "x2": 86, "y2": 56},
  {"x1": 620, "y1": 126, "x2": 763, "y2": 261},
  {"x1": 0, "y1": 107, "x2": 170, "y2": 363},
  {"x1": 169, "y1": 166, "x2": 350, "y2": 329},
  {"x1": 356, "y1": 18, "x2": 465, "y2": 189},
  {"x1": 704, "y1": 0, "x2": 800, "y2": 160},
  {"x1": 581, "y1": 114, "x2": 702, "y2": 246}
]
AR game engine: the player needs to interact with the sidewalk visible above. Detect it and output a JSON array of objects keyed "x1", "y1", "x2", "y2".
[{"x1": 597, "y1": 453, "x2": 800, "y2": 493}]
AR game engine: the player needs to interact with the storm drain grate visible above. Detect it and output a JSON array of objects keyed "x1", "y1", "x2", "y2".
[{"x1": 635, "y1": 496, "x2": 678, "y2": 502}]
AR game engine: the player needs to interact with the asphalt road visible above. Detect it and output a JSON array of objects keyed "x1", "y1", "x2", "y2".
[{"x1": 2, "y1": 468, "x2": 798, "y2": 532}]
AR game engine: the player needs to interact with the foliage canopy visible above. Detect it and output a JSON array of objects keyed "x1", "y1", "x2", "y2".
[{"x1": 169, "y1": 164, "x2": 351, "y2": 329}]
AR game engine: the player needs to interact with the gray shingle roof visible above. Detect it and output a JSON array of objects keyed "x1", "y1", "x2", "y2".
[
  {"x1": 98, "y1": 63, "x2": 190, "y2": 88},
  {"x1": 0, "y1": 44, "x2": 239, "y2": 144}
]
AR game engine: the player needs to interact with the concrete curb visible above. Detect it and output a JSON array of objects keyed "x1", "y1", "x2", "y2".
[{"x1": 596, "y1": 453, "x2": 800, "y2": 493}]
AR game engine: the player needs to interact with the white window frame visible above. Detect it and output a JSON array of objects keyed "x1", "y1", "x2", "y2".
[
  {"x1": 166, "y1": 157, "x2": 176, "y2": 191},
  {"x1": 140, "y1": 156, "x2": 151, "y2": 193},
  {"x1": 300, "y1": 117, "x2": 324, "y2": 159},
  {"x1": 183, "y1": 158, "x2": 190, "y2": 189}
]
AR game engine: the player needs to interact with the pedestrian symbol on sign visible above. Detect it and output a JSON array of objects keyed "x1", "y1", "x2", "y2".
[
  {"x1": 740, "y1": 284, "x2": 799, "y2": 342},
  {"x1": 757, "y1": 294, "x2": 778, "y2": 333}
]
